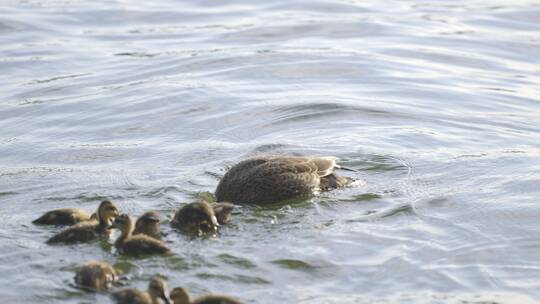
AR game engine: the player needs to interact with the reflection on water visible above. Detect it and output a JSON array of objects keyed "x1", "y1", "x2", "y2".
[{"x1": 1, "y1": 0, "x2": 540, "y2": 303}]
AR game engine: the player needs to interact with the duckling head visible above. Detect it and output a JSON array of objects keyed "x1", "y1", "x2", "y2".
[
  {"x1": 173, "y1": 201, "x2": 219, "y2": 236},
  {"x1": 137, "y1": 211, "x2": 160, "y2": 227},
  {"x1": 149, "y1": 277, "x2": 170, "y2": 304},
  {"x1": 97, "y1": 200, "x2": 119, "y2": 227},
  {"x1": 212, "y1": 202, "x2": 235, "y2": 225},
  {"x1": 111, "y1": 213, "x2": 133, "y2": 234},
  {"x1": 169, "y1": 287, "x2": 190, "y2": 304}
]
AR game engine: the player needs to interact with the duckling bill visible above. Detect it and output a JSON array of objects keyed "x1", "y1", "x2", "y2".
[
  {"x1": 170, "y1": 287, "x2": 242, "y2": 304},
  {"x1": 112, "y1": 213, "x2": 170, "y2": 256},
  {"x1": 74, "y1": 261, "x2": 118, "y2": 292},
  {"x1": 170, "y1": 201, "x2": 219, "y2": 236},
  {"x1": 215, "y1": 156, "x2": 353, "y2": 205},
  {"x1": 112, "y1": 277, "x2": 170, "y2": 304},
  {"x1": 46, "y1": 200, "x2": 118, "y2": 244}
]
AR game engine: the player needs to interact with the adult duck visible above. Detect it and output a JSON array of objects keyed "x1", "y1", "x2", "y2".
[{"x1": 215, "y1": 156, "x2": 353, "y2": 205}]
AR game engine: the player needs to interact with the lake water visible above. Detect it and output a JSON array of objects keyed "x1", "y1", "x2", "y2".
[{"x1": 1, "y1": 0, "x2": 540, "y2": 303}]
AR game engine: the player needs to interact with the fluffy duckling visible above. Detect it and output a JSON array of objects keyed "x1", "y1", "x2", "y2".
[
  {"x1": 170, "y1": 201, "x2": 218, "y2": 236},
  {"x1": 111, "y1": 214, "x2": 170, "y2": 256},
  {"x1": 211, "y1": 202, "x2": 234, "y2": 225},
  {"x1": 112, "y1": 277, "x2": 170, "y2": 304},
  {"x1": 33, "y1": 208, "x2": 95, "y2": 226},
  {"x1": 215, "y1": 156, "x2": 353, "y2": 205},
  {"x1": 170, "y1": 287, "x2": 242, "y2": 304},
  {"x1": 46, "y1": 200, "x2": 118, "y2": 244},
  {"x1": 133, "y1": 211, "x2": 162, "y2": 240},
  {"x1": 74, "y1": 261, "x2": 118, "y2": 292}
]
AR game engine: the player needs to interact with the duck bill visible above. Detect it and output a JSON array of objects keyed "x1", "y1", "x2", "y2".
[
  {"x1": 160, "y1": 291, "x2": 171, "y2": 304},
  {"x1": 110, "y1": 220, "x2": 120, "y2": 229},
  {"x1": 211, "y1": 216, "x2": 219, "y2": 231}
]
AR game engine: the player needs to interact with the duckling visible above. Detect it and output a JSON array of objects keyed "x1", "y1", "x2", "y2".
[
  {"x1": 170, "y1": 287, "x2": 242, "y2": 304},
  {"x1": 46, "y1": 200, "x2": 118, "y2": 244},
  {"x1": 74, "y1": 260, "x2": 118, "y2": 292},
  {"x1": 111, "y1": 213, "x2": 170, "y2": 256},
  {"x1": 215, "y1": 156, "x2": 353, "y2": 205},
  {"x1": 170, "y1": 201, "x2": 218, "y2": 236},
  {"x1": 211, "y1": 202, "x2": 234, "y2": 225},
  {"x1": 33, "y1": 208, "x2": 96, "y2": 226},
  {"x1": 133, "y1": 211, "x2": 162, "y2": 240},
  {"x1": 112, "y1": 276, "x2": 170, "y2": 304}
]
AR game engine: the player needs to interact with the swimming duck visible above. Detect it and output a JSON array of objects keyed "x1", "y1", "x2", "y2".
[
  {"x1": 170, "y1": 287, "x2": 242, "y2": 304},
  {"x1": 33, "y1": 208, "x2": 95, "y2": 226},
  {"x1": 112, "y1": 277, "x2": 170, "y2": 304},
  {"x1": 46, "y1": 200, "x2": 118, "y2": 244},
  {"x1": 133, "y1": 211, "x2": 162, "y2": 240},
  {"x1": 74, "y1": 260, "x2": 118, "y2": 292},
  {"x1": 170, "y1": 201, "x2": 218, "y2": 236},
  {"x1": 211, "y1": 202, "x2": 234, "y2": 225},
  {"x1": 111, "y1": 213, "x2": 170, "y2": 256},
  {"x1": 215, "y1": 156, "x2": 353, "y2": 205}
]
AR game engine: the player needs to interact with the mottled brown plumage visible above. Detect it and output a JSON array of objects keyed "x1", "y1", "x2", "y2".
[
  {"x1": 33, "y1": 208, "x2": 94, "y2": 226},
  {"x1": 112, "y1": 277, "x2": 170, "y2": 304},
  {"x1": 170, "y1": 201, "x2": 219, "y2": 236},
  {"x1": 46, "y1": 200, "x2": 118, "y2": 244},
  {"x1": 133, "y1": 211, "x2": 162, "y2": 240},
  {"x1": 170, "y1": 287, "x2": 242, "y2": 304},
  {"x1": 74, "y1": 261, "x2": 118, "y2": 292},
  {"x1": 215, "y1": 156, "x2": 352, "y2": 205},
  {"x1": 112, "y1": 214, "x2": 170, "y2": 256},
  {"x1": 212, "y1": 202, "x2": 235, "y2": 225}
]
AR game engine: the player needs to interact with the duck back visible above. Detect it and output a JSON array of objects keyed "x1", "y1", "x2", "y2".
[
  {"x1": 192, "y1": 295, "x2": 243, "y2": 304},
  {"x1": 46, "y1": 222, "x2": 102, "y2": 244},
  {"x1": 33, "y1": 208, "x2": 91, "y2": 226},
  {"x1": 119, "y1": 235, "x2": 170, "y2": 256},
  {"x1": 112, "y1": 288, "x2": 152, "y2": 304},
  {"x1": 215, "y1": 156, "x2": 338, "y2": 205}
]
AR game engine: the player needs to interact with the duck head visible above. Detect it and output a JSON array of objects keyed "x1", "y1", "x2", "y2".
[
  {"x1": 169, "y1": 287, "x2": 190, "y2": 304},
  {"x1": 172, "y1": 201, "x2": 219, "y2": 236},
  {"x1": 136, "y1": 211, "x2": 160, "y2": 228},
  {"x1": 149, "y1": 277, "x2": 170, "y2": 304},
  {"x1": 97, "y1": 200, "x2": 119, "y2": 227},
  {"x1": 212, "y1": 202, "x2": 235, "y2": 225},
  {"x1": 111, "y1": 213, "x2": 133, "y2": 234}
]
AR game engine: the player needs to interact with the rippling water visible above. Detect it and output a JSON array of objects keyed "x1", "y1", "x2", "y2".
[{"x1": 1, "y1": 0, "x2": 540, "y2": 303}]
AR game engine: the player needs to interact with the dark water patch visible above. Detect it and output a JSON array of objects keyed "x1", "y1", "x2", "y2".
[
  {"x1": 271, "y1": 259, "x2": 317, "y2": 271},
  {"x1": 344, "y1": 203, "x2": 414, "y2": 223},
  {"x1": 217, "y1": 254, "x2": 257, "y2": 269},
  {"x1": 338, "y1": 193, "x2": 383, "y2": 203}
]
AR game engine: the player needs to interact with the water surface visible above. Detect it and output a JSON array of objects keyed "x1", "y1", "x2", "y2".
[{"x1": 1, "y1": 0, "x2": 540, "y2": 303}]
